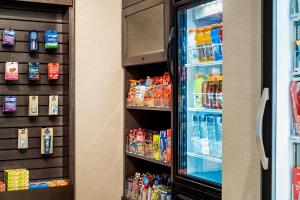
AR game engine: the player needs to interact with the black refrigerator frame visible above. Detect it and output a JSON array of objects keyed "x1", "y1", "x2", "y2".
[
  {"x1": 171, "y1": 0, "x2": 222, "y2": 199},
  {"x1": 262, "y1": 0, "x2": 273, "y2": 199}
]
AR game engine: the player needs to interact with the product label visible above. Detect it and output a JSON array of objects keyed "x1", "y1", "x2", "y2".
[
  {"x1": 48, "y1": 63, "x2": 60, "y2": 80},
  {"x1": 28, "y1": 96, "x2": 39, "y2": 116},
  {"x1": 41, "y1": 128, "x2": 53, "y2": 155},
  {"x1": 28, "y1": 62, "x2": 40, "y2": 80},
  {"x1": 48, "y1": 95, "x2": 58, "y2": 115},
  {"x1": 5, "y1": 62, "x2": 18, "y2": 81},
  {"x1": 18, "y1": 128, "x2": 28, "y2": 149}
]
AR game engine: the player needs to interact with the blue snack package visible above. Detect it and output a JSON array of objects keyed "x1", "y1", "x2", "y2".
[
  {"x1": 28, "y1": 30, "x2": 39, "y2": 53},
  {"x1": 2, "y1": 28, "x2": 15, "y2": 46},
  {"x1": 28, "y1": 62, "x2": 40, "y2": 80},
  {"x1": 3, "y1": 96, "x2": 17, "y2": 112},
  {"x1": 160, "y1": 130, "x2": 167, "y2": 161},
  {"x1": 45, "y1": 30, "x2": 58, "y2": 49}
]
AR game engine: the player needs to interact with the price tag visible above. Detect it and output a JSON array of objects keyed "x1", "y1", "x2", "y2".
[
  {"x1": 41, "y1": 128, "x2": 53, "y2": 155},
  {"x1": 28, "y1": 96, "x2": 38, "y2": 116},
  {"x1": 18, "y1": 128, "x2": 28, "y2": 149},
  {"x1": 49, "y1": 95, "x2": 58, "y2": 115}
]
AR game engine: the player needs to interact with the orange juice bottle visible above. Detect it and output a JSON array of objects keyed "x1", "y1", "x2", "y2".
[
  {"x1": 195, "y1": 27, "x2": 206, "y2": 62},
  {"x1": 203, "y1": 26, "x2": 214, "y2": 62}
]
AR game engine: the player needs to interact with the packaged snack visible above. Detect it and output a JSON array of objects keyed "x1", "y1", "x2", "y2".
[
  {"x1": 45, "y1": 30, "x2": 58, "y2": 49},
  {"x1": 28, "y1": 30, "x2": 38, "y2": 53},
  {"x1": 29, "y1": 181, "x2": 48, "y2": 189},
  {"x1": 135, "y1": 80, "x2": 146, "y2": 106},
  {"x1": 165, "y1": 129, "x2": 172, "y2": 163},
  {"x1": 136, "y1": 128, "x2": 144, "y2": 155},
  {"x1": 28, "y1": 96, "x2": 39, "y2": 116},
  {"x1": 49, "y1": 95, "x2": 58, "y2": 115},
  {"x1": 41, "y1": 128, "x2": 53, "y2": 155},
  {"x1": 154, "y1": 77, "x2": 164, "y2": 107},
  {"x1": 128, "y1": 80, "x2": 139, "y2": 106},
  {"x1": 160, "y1": 130, "x2": 167, "y2": 161},
  {"x1": 48, "y1": 63, "x2": 60, "y2": 80},
  {"x1": 18, "y1": 128, "x2": 29, "y2": 149},
  {"x1": 5, "y1": 62, "x2": 18, "y2": 81},
  {"x1": 4, "y1": 169, "x2": 29, "y2": 191},
  {"x1": 128, "y1": 129, "x2": 136, "y2": 153},
  {"x1": 2, "y1": 28, "x2": 15, "y2": 46},
  {"x1": 162, "y1": 73, "x2": 172, "y2": 107},
  {"x1": 153, "y1": 132, "x2": 160, "y2": 160},
  {"x1": 28, "y1": 62, "x2": 40, "y2": 80},
  {"x1": 143, "y1": 76, "x2": 155, "y2": 107},
  {"x1": 144, "y1": 131, "x2": 153, "y2": 157},
  {"x1": 3, "y1": 96, "x2": 17, "y2": 112}
]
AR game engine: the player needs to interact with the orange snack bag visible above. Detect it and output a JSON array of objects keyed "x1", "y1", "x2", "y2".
[
  {"x1": 162, "y1": 72, "x2": 172, "y2": 107},
  {"x1": 154, "y1": 77, "x2": 163, "y2": 107}
]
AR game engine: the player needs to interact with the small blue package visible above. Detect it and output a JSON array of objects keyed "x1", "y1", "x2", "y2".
[
  {"x1": 28, "y1": 30, "x2": 39, "y2": 53},
  {"x1": 45, "y1": 30, "x2": 58, "y2": 49}
]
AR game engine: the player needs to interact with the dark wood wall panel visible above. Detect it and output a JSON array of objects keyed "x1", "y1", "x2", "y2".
[{"x1": 0, "y1": 3, "x2": 73, "y2": 196}]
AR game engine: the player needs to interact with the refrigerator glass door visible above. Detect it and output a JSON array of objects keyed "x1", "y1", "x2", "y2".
[{"x1": 177, "y1": 0, "x2": 223, "y2": 185}]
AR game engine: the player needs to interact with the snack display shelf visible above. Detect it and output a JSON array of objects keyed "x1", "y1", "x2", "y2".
[
  {"x1": 185, "y1": 60, "x2": 222, "y2": 68},
  {"x1": 126, "y1": 105, "x2": 172, "y2": 112},
  {"x1": 291, "y1": 135, "x2": 300, "y2": 144},
  {"x1": 0, "y1": 185, "x2": 72, "y2": 200},
  {"x1": 187, "y1": 152, "x2": 222, "y2": 163},
  {"x1": 187, "y1": 107, "x2": 222, "y2": 114},
  {"x1": 126, "y1": 151, "x2": 171, "y2": 167}
]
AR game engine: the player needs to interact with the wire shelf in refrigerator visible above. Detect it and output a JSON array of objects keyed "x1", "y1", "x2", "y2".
[
  {"x1": 185, "y1": 60, "x2": 223, "y2": 68},
  {"x1": 290, "y1": 135, "x2": 300, "y2": 143},
  {"x1": 187, "y1": 152, "x2": 222, "y2": 163},
  {"x1": 188, "y1": 107, "x2": 222, "y2": 114}
]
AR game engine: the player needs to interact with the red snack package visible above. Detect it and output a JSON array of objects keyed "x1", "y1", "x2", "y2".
[
  {"x1": 128, "y1": 129, "x2": 137, "y2": 153},
  {"x1": 294, "y1": 167, "x2": 300, "y2": 200},
  {"x1": 128, "y1": 80, "x2": 139, "y2": 106},
  {"x1": 162, "y1": 72, "x2": 172, "y2": 107},
  {"x1": 291, "y1": 81, "x2": 300, "y2": 134},
  {"x1": 165, "y1": 129, "x2": 172, "y2": 163},
  {"x1": 48, "y1": 63, "x2": 60, "y2": 80},
  {"x1": 154, "y1": 76, "x2": 163, "y2": 107}
]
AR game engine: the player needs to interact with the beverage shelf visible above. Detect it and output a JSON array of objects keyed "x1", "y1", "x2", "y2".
[
  {"x1": 187, "y1": 152, "x2": 222, "y2": 163},
  {"x1": 126, "y1": 151, "x2": 171, "y2": 167},
  {"x1": 126, "y1": 105, "x2": 172, "y2": 112},
  {"x1": 188, "y1": 107, "x2": 222, "y2": 114},
  {"x1": 185, "y1": 60, "x2": 222, "y2": 68},
  {"x1": 291, "y1": 135, "x2": 300, "y2": 143}
]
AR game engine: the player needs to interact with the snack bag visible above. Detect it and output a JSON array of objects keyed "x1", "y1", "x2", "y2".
[
  {"x1": 160, "y1": 130, "x2": 167, "y2": 161},
  {"x1": 165, "y1": 129, "x2": 172, "y2": 163},
  {"x1": 128, "y1": 129, "x2": 136, "y2": 153},
  {"x1": 136, "y1": 128, "x2": 144, "y2": 155},
  {"x1": 144, "y1": 131, "x2": 153, "y2": 157},
  {"x1": 28, "y1": 62, "x2": 40, "y2": 80},
  {"x1": 153, "y1": 132, "x2": 160, "y2": 160},
  {"x1": 128, "y1": 80, "x2": 139, "y2": 106},
  {"x1": 2, "y1": 28, "x2": 15, "y2": 46},
  {"x1": 45, "y1": 30, "x2": 58, "y2": 49},
  {"x1": 162, "y1": 72, "x2": 172, "y2": 107},
  {"x1": 154, "y1": 77, "x2": 163, "y2": 107},
  {"x1": 135, "y1": 80, "x2": 146, "y2": 106},
  {"x1": 48, "y1": 63, "x2": 60, "y2": 80},
  {"x1": 0, "y1": 181, "x2": 5, "y2": 192},
  {"x1": 5, "y1": 62, "x2": 18, "y2": 80},
  {"x1": 144, "y1": 76, "x2": 155, "y2": 107}
]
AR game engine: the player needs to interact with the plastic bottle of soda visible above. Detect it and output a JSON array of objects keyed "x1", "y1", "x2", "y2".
[
  {"x1": 195, "y1": 28, "x2": 206, "y2": 62},
  {"x1": 211, "y1": 24, "x2": 222, "y2": 61},
  {"x1": 203, "y1": 26, "x2": 214, "y2": 62}
]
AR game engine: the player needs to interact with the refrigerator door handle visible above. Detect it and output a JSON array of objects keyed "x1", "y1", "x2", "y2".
[
  {"x1": 167, "y1": 27, "x2": 175, "y2": 79},
  {"x1": 256, "y1": 87, "x2": 270, "y2": 170}
]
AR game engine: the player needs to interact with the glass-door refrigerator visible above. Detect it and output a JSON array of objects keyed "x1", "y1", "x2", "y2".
[
  {"x1": 261, "y1": 0, "x2": 300, "y2": 200},
  {"x1": 171, "y1": 0, "x2": 223, "y2": 199}
]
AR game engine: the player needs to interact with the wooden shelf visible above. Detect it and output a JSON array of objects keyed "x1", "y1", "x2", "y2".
[
  {"x1": 126, "y1": 105, "x2": 172, "y2": 112},
  {"x1": 0, "y1": 186, "x2": 73, "y2": 200},
  {"x1": 126, "y1": 152, "x2": 171, "y2": 167}
]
